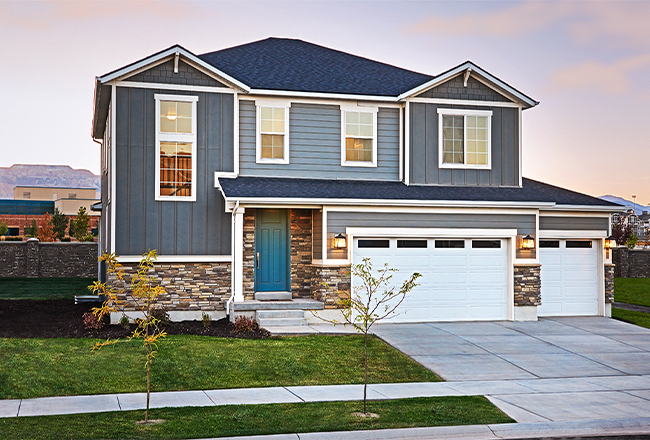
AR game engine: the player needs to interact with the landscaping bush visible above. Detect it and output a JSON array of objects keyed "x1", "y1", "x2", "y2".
[
  {"x1": 119, "y1": 315, "x2": 130, "y2": 329},
  {"x1": 3, "y1": 236, "x2": 24, "y2": 241},
  {"x1": 234, "y1": 315, "x2": 258, "y2": 332},
  {"x1": 151, "y1": 307, "x2": 170, "y2": 326},
  {"x1": 202, "y1": 312, "x2": 211, "y2": 328},
  {"x1": 82, "y1": 312, "x2": 104, "y2": 331}
]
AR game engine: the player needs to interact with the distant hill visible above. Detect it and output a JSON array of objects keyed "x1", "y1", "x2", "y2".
[
  {"x1": 0, "y1": 164, "x2": 100, "y2": 199},
  {"x1": 599, "y1": 195, "x2": 647, "y2": 215}
]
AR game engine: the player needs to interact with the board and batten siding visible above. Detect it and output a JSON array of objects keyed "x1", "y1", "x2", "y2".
[
  {"x1": 409, "y1": 103, "x2": 519, "y2": 187},
  {"x1": 312, "y1": 209, "x2": 323, "y2": 260},
  {"x1": 114, "y1": 86, "x2": 234, "y2": 256},
  {"x1": 326, "y1": 211, "x2": 535, "y2": 259},
  {"x1": 539, "y1": 216, "x2": 610, "y2": 231},
  {"x1": 239, "y1": 101, "x2": 400, "y2": 180}
]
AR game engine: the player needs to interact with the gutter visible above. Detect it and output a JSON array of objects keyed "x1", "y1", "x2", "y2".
[{"x1": 225, "y1": 200, "x2": 240, "y2": 319}]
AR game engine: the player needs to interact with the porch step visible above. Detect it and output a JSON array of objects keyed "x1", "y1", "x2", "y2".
[
  {"x1": 257, "y1": 310, "x2": 305, "y2": 327},
  {"x1": 255, "y1": 291, "x2": 292, "y2": 301},
  {"x1": 232, "y1": 299, "x2": 324, "y2": 311}
]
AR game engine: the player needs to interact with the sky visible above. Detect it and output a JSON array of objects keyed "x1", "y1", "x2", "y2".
[{"x1": 0, "y1": 0, "x2": 648, "y2": 203}]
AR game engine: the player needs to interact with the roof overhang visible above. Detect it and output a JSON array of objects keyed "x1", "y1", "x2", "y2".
[{"x1": 397, "y1": 61, "x2": 539, "y2": 109}]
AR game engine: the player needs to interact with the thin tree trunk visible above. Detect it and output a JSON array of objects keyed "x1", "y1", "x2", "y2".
[
  {"x1": 145, "y1": 323, "x2": 150, "y2": 422},
  {"x1": 364, "y1": 331, "x2": 368, "y2": 414}
]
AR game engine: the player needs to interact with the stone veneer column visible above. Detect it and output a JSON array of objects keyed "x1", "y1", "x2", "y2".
[
  {"x1": 290, "y1": 209, "x2": 313, "y2": 298},
  {"x1": 311, "y1": 266, "x2": 351, "y2": 309},
  {"x1": 513, "y1": 264, "x2": 541, "y2": 321},
  {"x1": 242, "y1": 210, "x2": 255, "y2": 300},
  {"x1": 605, "y1": 263, "x2": 615, "y2": 304}
]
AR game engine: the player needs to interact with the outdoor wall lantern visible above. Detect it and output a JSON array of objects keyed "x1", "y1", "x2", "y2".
[
  {"x1": 520, "y1": 235, "x2": 535, "y2": 250},
  {"x1": 605, "y1": 235, "x2": 617, "y2": 250},
  {"x1": 333, "y1": 233, "x2": 347, "y2": 249}
]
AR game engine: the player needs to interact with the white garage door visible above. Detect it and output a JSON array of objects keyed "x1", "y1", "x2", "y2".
[
  {"x1": 352, "y1": 238, "x2": 508, "y2": 323},
  {"x1": 538, "y1": 240, "x2": 599, "y2": 316}
]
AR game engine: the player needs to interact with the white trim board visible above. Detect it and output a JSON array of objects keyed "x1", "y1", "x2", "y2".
[
  {"x1": 409, "y1": 97, "x2": 523, "y2": 108},
  {"x1": 116, "y1": 81, "x2": 236, "y2": 94},
  {"x1": 538, "y1": 230, "x2": 608, "y2": 239},
  {"x1": 117, "y1": 255, "x2": 232, "y2": 263},
  {"x1": 345, "y1": 227, "x2": 518, "y2": 238},
  {"x1": 238, "y1": 95, "x2": 402, "y2": 108}
]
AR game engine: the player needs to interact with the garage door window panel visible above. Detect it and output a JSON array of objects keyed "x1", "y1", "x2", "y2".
[
  {"x1": 472, "y1": 240, "x2": 501, "y2": 248},
  {"x1": 397, "y1": 240, "x2": 428, "y2": 248},
  {"x1": 357, "y1": 239, "x2": 390, "y2": 248},
  {"x1": 435, "y1": 240, "x2": 465, "y2": 248},
  {"x1": 566, "y1": 241, "x2": 592, "y2": 248}
]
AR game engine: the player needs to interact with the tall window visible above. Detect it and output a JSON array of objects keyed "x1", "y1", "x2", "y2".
[
  {"x1": 438, "y1": 108, "x2": 492, "y2": 169},
  {"x1": 256, "y1": 100, "x2": 290, "y2": 164},
  {"x1": 341, "y1": 106, "x2": 378, "y2": 167},
  {"x1": 155, "y1": 94, "x2": 198, "y2": 201}
]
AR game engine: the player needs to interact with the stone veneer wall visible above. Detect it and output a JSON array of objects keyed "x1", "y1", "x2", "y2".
[
  {"x1": 613, "y1": 247, "x2": 650, "y2": 278},
  {"x1": 290, "y1": 209, "x2": 313, "y2": 298},
  {"x1": 109, "y1": 262, "x2": 231, "y2": 311},
  {"x1": 513, "y1": 264, "x2": 541, "y2": 307},
  {"x1": 605, "y1": 263, "x2": 615, "y2": 304},
  {"x1": 0, "y1": 241, "x2": 97, "y2": 277},
  {"x1": 242, "y1": 210, "x2": 255, "y2": 300},
  {"x1": 311, "y1": 266, "x2": 351, "y2": 309}
]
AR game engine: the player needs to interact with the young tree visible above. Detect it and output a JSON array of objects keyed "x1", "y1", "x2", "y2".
[
  {"x1": 71, "y1": 206, "x2": 91, "y2": 241},
  {"x1": 0, "y1": 220, "x2": 8, "y2": 236},
  {"x1": 37, "y1": 213, "x2": 57, "y2": 242},
  {"x1": 612, "y1": 215, "x2": 634, "y2": 246},
  {"x1": 24, "y1": 220, "x2": 38, "y2": 237},
  {"x1": 316, "y1": 258, "x2": 421, "y2": 415},
  {"x1": 90, "y1": 250, "x2": 167, "y2": 424},
  {"x1": 51, "y1": 208, "x2": 69, "y2": 241}
]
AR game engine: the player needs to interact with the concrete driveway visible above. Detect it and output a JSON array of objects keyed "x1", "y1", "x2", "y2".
[{"x1": 373, "y1": 317, "x2": 650, "y2": 422}]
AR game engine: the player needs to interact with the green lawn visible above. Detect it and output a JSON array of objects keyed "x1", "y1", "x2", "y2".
[
  {"x1": 0, "y1": 277, "x2": 95, "y2": 300},
  {"x1": 614, "y1": 277, "x2": 650, "y2": 307},
  {"x1": 0, "y1": 334, "x2": 439, "y2": 400},
  {"x1": 612, "y1": 307, "x2": 650, "y2": 330},
  {"x1": 0, "y1": 396, "x2": 513, "y2": 440}
]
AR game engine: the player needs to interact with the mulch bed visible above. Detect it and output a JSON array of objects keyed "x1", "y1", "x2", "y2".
[{"x1": 0, "y1": 299, "x2": 270, "y2": 339}]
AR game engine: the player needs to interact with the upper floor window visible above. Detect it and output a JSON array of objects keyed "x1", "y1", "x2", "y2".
[
  {"x1": 256, "y1": 100, "x2": 290, "y2": 164},
  {"x1": 438, "y1": 108, "x2": 492, "y2": 169},
  {"x1": 341, "y1": 106, "x2": 378, "y2": 167},
  {"x1": 154, "y1": 94, "x2": 198, "y2": 201}
]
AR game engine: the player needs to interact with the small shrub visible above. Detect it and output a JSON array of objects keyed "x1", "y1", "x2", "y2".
[
  {"x1": 4, "y1": 236, "x2": 23, "y2": 241},
  {"x1": 627, "y1": 233, "x2": 639, "y2": 249},
  {"x1": 234, "y1": 315, "x2": 258, "y2": 332},
  {"x1": 83, "y1": 312, "x2": 104, "y2": 331},
  {"x1": 119, "y1": 315, "x2": 130, "y2": 329},
  {"x1": 61, "y1": 237, "x2": 71, "y2": 242},
  {"x1": 150, "y1": 307, "x2": 170, "y2": 326},
  {"x1": 202, "y1": 312, "x2": 211, "y2": 328}
]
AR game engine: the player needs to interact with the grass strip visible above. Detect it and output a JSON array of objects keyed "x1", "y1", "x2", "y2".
[
  {"x1": 0, "y1": 396, "x2": 514, "y2": 440},
  {"x1": 0, "y1": 278, "x2": 95, "y2": 300},
  {"x1": 612, "y1": 307, "x2": 650, "y2": 329},
  {"x1": 0, "y1": 335, "x2": 439, "y2": 400},
  {"x1": 614, "y1": 277, "x2": 650, "y2": 307}
]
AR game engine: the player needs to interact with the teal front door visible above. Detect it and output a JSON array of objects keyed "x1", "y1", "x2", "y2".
[{"x1": 255, "y1": 209, "x2": 289, "y2": 292}]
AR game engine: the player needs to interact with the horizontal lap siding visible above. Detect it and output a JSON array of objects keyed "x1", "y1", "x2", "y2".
[
  {"x1": 539, "y1": 216, "x2": 610, "y2": 231},
  {"x1": 115, "y1": 86, "x2": 233, "y2": 256},
  {"x1": 410, "y1": 103, "x2": 519, "y2": 187},
  {"x1": 239, "y1": 101, "x2": 399, "y2": 180}
]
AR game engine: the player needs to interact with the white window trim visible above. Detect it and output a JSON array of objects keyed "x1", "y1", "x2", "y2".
[
  {"x1": 340, "y1": 105, "x2": 378, "y2": 168},
  {"x1": 154, "y1": 93, "x2": 198, "y2": 202},
  {"x1": 437, "y1": 108, "x2": 492, "y2": 170},
  {"x1": 255, "y1": 99, "x2": 291, "y2": 165}
]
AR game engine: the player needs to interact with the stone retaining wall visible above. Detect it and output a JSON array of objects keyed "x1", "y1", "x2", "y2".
[
  {"x1": 613, "y1": 247, "x2": 650, "y2": 278},
  {"x1": 514, "y1": 264, "x2": 541, "y2": 307},
  {"x1": 0, "y1": 240, "x2": 97, "y2": 277}
]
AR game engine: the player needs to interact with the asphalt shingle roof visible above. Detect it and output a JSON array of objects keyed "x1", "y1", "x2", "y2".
[
  {"x1": 218, "y1": 177, "x2": 622, "y2": 207},
  {"x1": 199, "y1": 38, "x2": 433, "y2": 96}
]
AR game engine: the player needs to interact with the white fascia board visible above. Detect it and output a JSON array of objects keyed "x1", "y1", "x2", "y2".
[
  {"x1": 345, "y1": 227, "x2": 518, "y2": 238},
  {"x1": 539, "y1": 211, "x2": 612, "y2": 218},
  {"x1": 99, "y1": 46, "x2": 250, "y2": 92},
  {"x1": 247, "y1": 88, "x2": 399, "y2": 103},
  {"x1": 117, "y1": 255, "x2": 232, "y2": 263},
  {"x1": 398, "y1": 62, "x2": 538, "y2": 108},
  {"x1": 116, "y1": 81, "x2": 236, "y2": 94},
  {"x1": 409, "y1": 97, "x2": 522, "y2": 109},
  {"x1": 222, "y1": 196, "x2": 555, "y2": 209},
  {"x1": 539, "y1": 230, "x2": 608, "y2": 239},
  {"x1": 545, "y1": 204, "x2": 624, "y2": 213}
]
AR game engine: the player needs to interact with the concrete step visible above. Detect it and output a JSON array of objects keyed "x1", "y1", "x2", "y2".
[
  {"x1": 255, "y1": 291, "x2": 292, "y2": 301},
  {"x1": 258, "y1": 317, "x2": 306, "y2": 327},
  {"x1": 257, "y1": 310, "x2": 304, "y2": 319},
  {"x1": 233, "y1": 299, "x2": 324, "y2": 311}
]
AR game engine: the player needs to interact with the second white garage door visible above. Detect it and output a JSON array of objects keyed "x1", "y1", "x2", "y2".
[
  {"x1": 352, "y1": 238, "x2": 509, "y2": 322},
  {"x1": 538, "y1": 239, "x2": 599, "y2": 316}
]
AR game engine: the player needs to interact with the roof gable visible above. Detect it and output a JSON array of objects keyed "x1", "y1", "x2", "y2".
[
  {"x1": 127, "y1": 59, "x2": 229, "y2": 88},
  {"x1": 416, "y1": 72, "x2": 515, "y2": 103},
  {"x1": 199, "y1": 38, "x2": 433, "y2": 97}
]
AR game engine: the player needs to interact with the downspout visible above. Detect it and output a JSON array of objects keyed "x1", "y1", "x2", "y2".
[
  {"x1": 226, "y1": 199, "x2": 240, "y2": 318},
  {"x1": 92, "y1": 137, "x2": 103, "y2": 281}
]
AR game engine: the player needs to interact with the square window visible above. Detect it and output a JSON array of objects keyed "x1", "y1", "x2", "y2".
[
  {"x1": 439, "y1": 109, "x2": 492, "y2": 169},
  {"x1": 342, "y1": 108, "x2": 377, "y2": 167}
]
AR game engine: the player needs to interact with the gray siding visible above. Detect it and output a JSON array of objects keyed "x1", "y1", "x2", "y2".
[
  {"x1": 409, "y1": 103, "x2": 519, "y2": 187},
  {"x1": 114, "y1": 86, "x2": 234, "y2": 256},
  {"x1": 239, "y1": 101, "x2": 400, "y2": 180},
  {"x1": 539, "y1": 216, "x2": 610, "y2": 231},
  {"x1": 417, "y1": 74, "x2": 511, "y2": 102},
  {"x1": 312, "y1": 209, "x2": 323, "y2": 260},
  {"x1": 127, "y1": 59, "x2": 228, "y2": 88},
  {"x1": 327, "y1": 211, "x2": 535, "y2": 259}
]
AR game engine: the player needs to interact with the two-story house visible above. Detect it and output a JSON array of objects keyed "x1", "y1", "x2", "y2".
[{"x1": 91, "y1": 38, "x2": 621, "y2": 325}]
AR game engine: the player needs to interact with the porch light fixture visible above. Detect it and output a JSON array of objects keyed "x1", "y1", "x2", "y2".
[
  {"x1": 520, "y1": 235, "x2": 535, "y2": 250},
  {"x1": 605, "y1": 235, "x2": 617, "y2": 249},
  {"x1": 333, "y1": 233, "x2": 347, "y2": 249}
]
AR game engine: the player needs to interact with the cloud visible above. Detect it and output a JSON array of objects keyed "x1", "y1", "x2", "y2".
[{"x1": 549, "y1": 53, "x2": 650, "y2": 95}]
